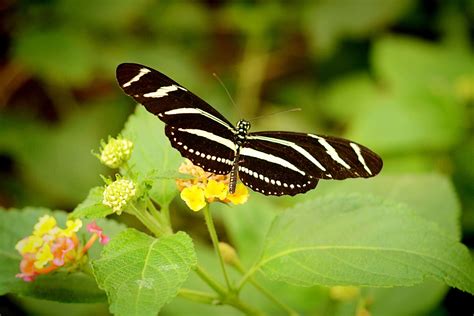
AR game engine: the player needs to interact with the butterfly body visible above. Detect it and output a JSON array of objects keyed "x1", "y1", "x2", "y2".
[{"x1": 116, "y1": 63, "x2": 383, "y2": 196}]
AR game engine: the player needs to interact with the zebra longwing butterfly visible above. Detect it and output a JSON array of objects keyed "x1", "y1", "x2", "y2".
[{"x1": 116, "y1": 63, "x2": 383, "y2": 196}]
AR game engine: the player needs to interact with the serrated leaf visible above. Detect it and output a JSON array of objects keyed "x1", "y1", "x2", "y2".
[
  {"x1": 0, "y1": 208, "x2": 112, "y2": 302},
  {"x1": 121, "y1": 106, "x2": 182, "y2": 208},
  {"x1": 305, "y1": 174, "x2": 461, "y2": 238},
  {"x1": 256, "y1": 194, "x2": 474, "y2": 293},
  {"x1": 70, "y1": 186, "x2": 112, "y2": 219},
  {"x1": 93, "y1": 229, "x2": 197, "y2": 316}
]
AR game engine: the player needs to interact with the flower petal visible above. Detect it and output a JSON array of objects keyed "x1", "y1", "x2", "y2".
[
  {"x1": 226, "y1": 183, "x2": 249, "y2": 205},
  {"x1": 181, "y1": 185, "x2": 207, "y2": 212}
]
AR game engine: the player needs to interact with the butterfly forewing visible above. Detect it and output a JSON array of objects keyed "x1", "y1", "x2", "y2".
[
  {"x1": 116, "y1": 63, "x2": 233, "y2": 128},
  {"x1": 116, "y1": 63, "x2": 237, "y2": 175}
]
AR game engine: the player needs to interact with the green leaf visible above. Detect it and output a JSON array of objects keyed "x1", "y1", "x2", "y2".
[
  {"x1": 217, "y1": 195, "x2": 278, "y2": 266},
  {"x1": 0, "y1": 208, "x2": 108, "y2": 302},
  {"x1": 372, "y1": 36, "x2": 474, "y2": 95},
  {"x1": 93, "y1": 229, "x2": 197, "y2": 316},
  {"x1": 70, "y1": 186, "x2": 112, "y2": 219},
  {"x1": 310, "y1": 174, "x2": 461, "y2": 238},
  {"x1": 347, "y1": 89, "x2": 465, "y2": 153},
  {"x1": 256, "y1": 194, "x2": 474, "y2": 293},
  {"x1": 369, "y1": 280, "x2": 448, "y2": 316},
  {"x1": 121, "y1": 106, "x2": 182, "y2": 208}
]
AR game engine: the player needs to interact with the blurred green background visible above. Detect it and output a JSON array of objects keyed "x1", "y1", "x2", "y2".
[{"x1": 0, "y1": 0, "x2": 472, "y2": 315}]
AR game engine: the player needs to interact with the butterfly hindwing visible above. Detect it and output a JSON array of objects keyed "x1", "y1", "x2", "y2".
[
  {"x1": 246, "y1": 131, "x2": 383, "y2": 180},
  {"x1": 165, "y1": 125, "x2": 234, "y2": 175}
]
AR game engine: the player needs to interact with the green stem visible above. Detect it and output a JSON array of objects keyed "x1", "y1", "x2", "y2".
[
  {"x1": 130, "y1": 204, "x2": 163, "y2": 237},
  {"x1": 234, "y1": 261, "x2": 298, "y2": 316},
  {"x1": 160, "y1": 204, "x2": 172, "y2": 233},
  {"x1": 225, "y1": 297, "x2": 266, "y2": 316},
  {"x1": 146, "y1": 198, "x2": 162, "y2": 221},
  {"x1": 237, "y1": 263, "x2": 260, "y2": 291},
  {"x1": 178, "y1": 288, "x2": 219, "y2": 305},
  {"x1": 202, "y1": 205, "x2": 233, "y2": 290},
  {"x1": 194, "y1": 265, "x2": 227, "y2": 297}
]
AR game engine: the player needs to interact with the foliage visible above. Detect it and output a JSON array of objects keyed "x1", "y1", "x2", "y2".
[{"x1": 0, "y1": 0, "x2": 473, "y2": 315}]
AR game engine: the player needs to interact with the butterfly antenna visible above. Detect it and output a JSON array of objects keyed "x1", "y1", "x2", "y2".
[
  {"x1": 248, "y1": 108, "x2": 302, "y2": 122},
  {"x1": 213, "y1": 73, "x2": 242, "y2": 118}
]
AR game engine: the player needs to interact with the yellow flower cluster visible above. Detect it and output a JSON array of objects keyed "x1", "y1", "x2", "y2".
[
  {"x1": 176, "y1": 159, "x2": 249, "y2": 212},
  {"x1": 102, "y1": 178, "x2": 137, "y2": 214},
  {"x1": 99, "y1": 135, "x2": 133, "y2": 169}
]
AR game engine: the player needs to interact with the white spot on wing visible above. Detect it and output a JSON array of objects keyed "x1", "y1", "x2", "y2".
[
  {"x1": 248, "y1": 135, "x2": 326, "y2": 171},
  {"x1": 240, "y1": 147, "x2": 306, "y2": 175},
  {"x1": 309, "y1": 134, "x2": 351, "y2": 169},
  {"x1": 143, "y1": 84, "x2": 187, "y2": 98},
  {"x1": 122, "y1": 68, "x2": 150, "y2": 87},
  {"x1": 164, "y1": 108, "x2": 234, "y2": 131},
  {"x1": 350, "y1": 143, "x2": 372, "y2": 175},
  {"x1": 178, "y1": 128, "x2": 236, "y2": 152}
]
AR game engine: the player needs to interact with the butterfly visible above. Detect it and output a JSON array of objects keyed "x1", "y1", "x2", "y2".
[{"x1": 116, "y1": 63, "x2": 383, "y2": 196}]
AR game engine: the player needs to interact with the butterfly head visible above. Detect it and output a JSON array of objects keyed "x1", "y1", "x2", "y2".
[
  {"x1": 236, "y1": 120, "x2": 251, "y2": 144},
  {"x1": 237, "y1": 120, "x2": 251, "y2": 134}
]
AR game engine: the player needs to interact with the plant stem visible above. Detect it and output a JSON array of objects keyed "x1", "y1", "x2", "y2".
[
  {"x1": 178, "y1": 288, "x2": 218, "y2": 305},
  {"x1": 130, "y1": 204, "x2": 163, "y2": 237},
  {"x1": 194, "y1": 265, "x2": 227, "y2": 297},
  {"x1": 160, "y1": 204, "x2": 172, "y2": 233},
  {"x1": 202, "y1": 205, "x2": 233, "y2": 290},
  {"x1": 234, "y1": 261, "x2": 299, "y2": 316},
  {"x1": 237, "y1": 263, "x2": 260, "y2": 291},
  {"x1": 146, "y1": 198, "x2": 162, "y2": 222},
  {"x1": 226, "y1": 297, "x2": 266, "y2": 316}
]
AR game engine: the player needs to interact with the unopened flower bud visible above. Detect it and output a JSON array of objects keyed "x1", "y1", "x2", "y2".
[
  {"x1": 102, "y1": 178, "x2": 136, "y2": 214},
  {"x1": 99, "y1": 136, "x2": 133, "y2": 168},
  {"x1": 218, "y1": 242, "x2": 238, "y2": 266}
]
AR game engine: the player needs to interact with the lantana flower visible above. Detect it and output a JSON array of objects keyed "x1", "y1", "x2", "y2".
[
  {"x1": 176, "y1": 159, "x2": 249, "y2": 212},
  {"x1": 15, "y1": 215, "x2": 108, "y2": 282},
  {"x1": 97, "y1": 135, "x2": 133, "y2": 169},
  {"x1": 102, "y1": 177, "x2": 137, "y2": 215}
]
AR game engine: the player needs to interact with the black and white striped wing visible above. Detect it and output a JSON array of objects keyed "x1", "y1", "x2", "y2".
[
  {"x1": 116, "y1": 63, "x2": 236, "y2": 174},
  {"x1": 239, "y1": 131, "x2": 382, "y2": 196}
]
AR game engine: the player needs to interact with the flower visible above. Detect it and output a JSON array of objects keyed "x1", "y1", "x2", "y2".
[
  {"x1": 176, "y1": 159, "x2": 249, "y2": 211},
  {"x1": 33, "y1": 215, "x2": 57, "y2": 237},
  {"x1": 34, "y1": 244, "x2": 54, "y2": 269},
  {"x1": 181, "y1": 185, "x2": 206, "y2": 212},
  {"x1": 225, "y1": 183, "x2": 249, "y2": 205},
  {"x1": 102, "y1": 178, "x2": 137, "y2": 214},
  {"x1": 61, "y1": 219, "x2": 83, "y2": 237},
  {"x1": 98, "y1": 135, "x2": 133, "y2": 169},
  {"x1": 15, "y1": 215, "x2": 108, "y2": 282},
  {"x1": 204, "y1": 179, "x2": 228, "y2": 201},
  {"x1": 87, "y1": 221, "x2": 110, "y2": 244}
]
